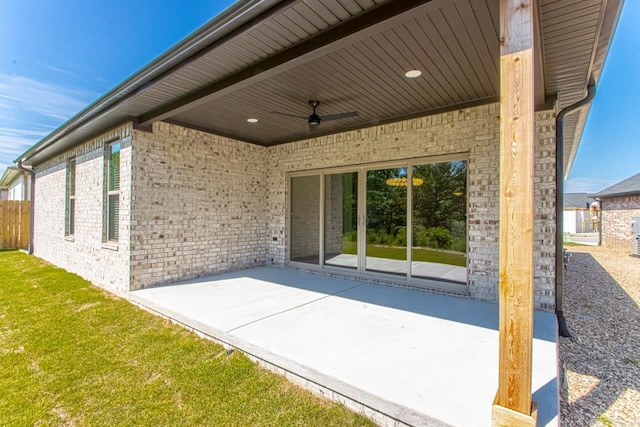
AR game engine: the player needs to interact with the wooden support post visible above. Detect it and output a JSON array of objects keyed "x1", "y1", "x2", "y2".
[{"x1": 493, "y1": 0, "x2": 537, "y2": 426}]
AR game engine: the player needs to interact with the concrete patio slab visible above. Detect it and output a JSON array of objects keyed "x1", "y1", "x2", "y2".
[{"x1": 130, "y1": 266, "x2": 558, "y2": 427}]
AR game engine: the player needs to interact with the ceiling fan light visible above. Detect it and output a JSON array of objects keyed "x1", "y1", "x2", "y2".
[{"x1": 308, "y1": 114, "x2": 321, "y2": 125}]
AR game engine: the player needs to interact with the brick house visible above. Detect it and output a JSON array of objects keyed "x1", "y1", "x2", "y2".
[
  {"x1": 16, "y1": 0, "x2": 622, "y2": 311},
  {"x1": 592, "y1": 172, "x2": 640, "y2": 251}
]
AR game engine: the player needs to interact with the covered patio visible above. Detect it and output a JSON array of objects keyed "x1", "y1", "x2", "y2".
[
  {"x1": 130, "y1": 267, "x2": 558, "y2": 426},
  {"x1": 17, "y1": 0, "x2": 624, "y2": 424}
]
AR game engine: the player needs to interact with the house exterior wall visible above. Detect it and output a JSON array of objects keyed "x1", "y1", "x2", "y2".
[
  {"x1": 8, "y1": 178, "x2": 24, "y2": 200},
  {"x1": 30, "y1": 103, "x2": 557, "y2": 310},
  {"x1": 563, "y1": 209, "x2": 594, "y2": 234},
  {"x1": 265, "y1": 103, "x2": 557, "y2": 310},
  {"x1": 6, "y1": 173, "x2": 31, "y2": 200},
  {"x1": 32, "y1": 123, "x2": 132, "y2": 295},
  {"x1": 129, "y1": 122, "x2": 268, "y2": 289},
  {"x1": 563, "y1": 209, "x2": 577, "y2": 234},
  {"x1": 601, "y1": 195, "x2": 640, "y2": 251}
]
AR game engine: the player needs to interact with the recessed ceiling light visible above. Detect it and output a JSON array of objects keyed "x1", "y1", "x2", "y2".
[
  {"x1": 247, "y1": 118, "x2": 258, "y2": 123},
  {"x1": 405, "y1": 69, "x2": 422, "y2": 78}
]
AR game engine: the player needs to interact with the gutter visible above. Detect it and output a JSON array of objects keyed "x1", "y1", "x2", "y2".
[
  {"x1": 15, "y1": 0, "x2": 282, "y2": 166},
  {"x1": 555, "y1": 84, "x2": 596, "y2": 338},
  {"x1": 16, "y1": 160, "x2": 36, "y2": 255}
]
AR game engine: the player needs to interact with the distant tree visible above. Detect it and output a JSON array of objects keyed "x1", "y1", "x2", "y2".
[
  {"x1": 366, "y1": 169, "x2": 406, "y2": 235},
  {"x1": 412, "y1": 161, "x2": 466, "y2": 231}
]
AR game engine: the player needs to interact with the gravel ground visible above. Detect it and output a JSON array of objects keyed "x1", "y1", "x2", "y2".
[{"x1": 560, "y1": 246, "x2": 640, "y2": 426}]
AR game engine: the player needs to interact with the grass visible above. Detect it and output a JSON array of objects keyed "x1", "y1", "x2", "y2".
[
  {"x1": 597, "y1": 414, "x2": 614, "y2": 427},
  {"x1": 0, "y1": 251, "x2": 374, "y2": 426},
  {"x1": 342, "y1": 241, "x2": 466, "y2": 267},
  {"x1": 563, "y1": 241, "x2": 589, "y2": 247}
]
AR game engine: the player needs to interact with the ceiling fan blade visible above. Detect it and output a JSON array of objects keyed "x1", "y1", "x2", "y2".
[
  {"x1": 269, "y1": 111, "x2": 308, "y2": 119},
  {"x1": 320, "y1": 111, "x2": 358, "y2": 121}
]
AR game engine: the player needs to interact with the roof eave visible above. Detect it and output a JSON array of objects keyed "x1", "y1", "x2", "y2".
[
  {"x1": 591, "y1": 191, "x2": 640, "y2": 199},
  {"x1": 15, "y1": 0, "x2": 284, "y2": 166},
  {"x1": 0, "y1": 167, "x2": 23, "y2": 188}
]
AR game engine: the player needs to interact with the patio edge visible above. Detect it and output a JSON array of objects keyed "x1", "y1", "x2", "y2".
[{"x1": 128, "y1": 293, "x2": 453, "y2": 427}]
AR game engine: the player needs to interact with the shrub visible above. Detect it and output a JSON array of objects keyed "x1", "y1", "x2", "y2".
[
  {"x1": 342, "y1": 230, "x2": 358, "y2": 242},
  {"x1": 425, "y1": 227, "x2": 452, "y2": 249}
]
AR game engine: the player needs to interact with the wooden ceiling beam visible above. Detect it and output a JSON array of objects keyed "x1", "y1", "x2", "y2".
[{"x1": 138, "y1": 0, "x2": 434, "y2": 126}]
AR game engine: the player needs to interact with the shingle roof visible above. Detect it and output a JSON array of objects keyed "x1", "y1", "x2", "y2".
[
  {"x1": 592, "y1": 172, "x2": 640, "y2": 198},
  {"x1": 564, "y1": 193, "x2": 592, "y2": 209}
]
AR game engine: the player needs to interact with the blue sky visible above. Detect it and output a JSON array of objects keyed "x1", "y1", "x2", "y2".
[{"x1": 1, "y1": 0, "x2": 638, "y2": 194}]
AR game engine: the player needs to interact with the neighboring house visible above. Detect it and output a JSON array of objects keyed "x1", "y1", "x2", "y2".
[
  {"x1": 592, "y1": 172, "x2": 640, "y2": 250},
  {"x1": 0, "y1": 188, "x2": 7, "y2": 200},
  {"x1": 15, "y1": 0, "x2": 622, "y2": 313},
  {"x1": 0, "y1": 166, "x2": 32, "y2": 201},
  {"x1": 563, "y1": 193, "x2": 596, "y2": 234}
]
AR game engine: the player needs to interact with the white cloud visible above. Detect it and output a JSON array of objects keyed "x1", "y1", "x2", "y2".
[
  {"x1": 0, "y1": 74, "x2": 96, "y2": 121},
  {"x1": 0, "y1": 73, "x2": 98, "y2": 169},
  {"x1": 0, "y1": 128, "x2": 49, "y2": 171},
  {"x1": 40, "y1": 64, "x2": 78, "y2": 78},
  {"x1": 565, "y1": 176, "x2": 618, "y2": 194}
]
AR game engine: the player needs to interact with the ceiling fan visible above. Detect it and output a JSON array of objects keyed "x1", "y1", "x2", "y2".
[{"x1": 271, "y1": 100, "x2": 358, "y2": 127}]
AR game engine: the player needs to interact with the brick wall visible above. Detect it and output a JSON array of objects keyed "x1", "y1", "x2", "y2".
[
  {"x1": 33, "y1": 124, "x2": 132, "y2": 295},
  {"x1": 601, "y1": 195, "x2": 640, "y2": 251},
  {"x1": 265, "y1": 104, "x2": 557, "y2": 309},
  {"x1": 31, "y1": 103, "x2": 557, "y2": 310},
  {"x1": 129, "y1": 122, "x2": 268, "y2": 289}
]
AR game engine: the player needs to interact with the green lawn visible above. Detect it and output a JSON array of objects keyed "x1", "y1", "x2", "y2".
[
  {"x1": 0, "y1": 251, "x2": 373, "y2": 426},
  {"x1": 342, "y1": 241, "x2": 466, "y2": 267}
]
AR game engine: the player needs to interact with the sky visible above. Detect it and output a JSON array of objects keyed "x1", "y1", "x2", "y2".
[{"x1": 0, "y1": 0, "x2": 638, "y2": 194}]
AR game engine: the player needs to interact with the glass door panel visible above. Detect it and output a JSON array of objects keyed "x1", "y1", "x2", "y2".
[
  {"x1": 290, "y1": 175, "x2": 320, "y2": 264},
  {"x1": 411, "y1": 161, "x2": 467, "y2": 282},
  {"x1": 365, "y1": 167, "x2": 407, "y2": 276},
  {"x1": 324, "y1": 172, "x2": 358, "y2": 269}
]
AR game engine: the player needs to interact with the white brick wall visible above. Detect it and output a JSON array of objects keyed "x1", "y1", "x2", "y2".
[
  {"x1": 129, "y1": 122, "x2": 268, "y2": 289},
  {"x1": 31, "y1": 103, "x2": 557, "y2": 310},
  {"x1": 33, "y1": 124, "x2": 132, "y2": 295}
]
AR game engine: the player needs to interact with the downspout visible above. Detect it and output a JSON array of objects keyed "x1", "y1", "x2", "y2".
[
  {"x1": 555, "y1": 84, "x2": 596, "y2": 338},
  {"x1": 16, "y1": 160, "x2": 35, "y2": 255},
  {"x1": 596, "y1": 198, "x2": 603, "y2": 246}
]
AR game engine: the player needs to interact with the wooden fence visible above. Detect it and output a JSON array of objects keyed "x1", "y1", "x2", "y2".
[{"x1": 0, "y1": 200, "x2": 31, "y2": 249}]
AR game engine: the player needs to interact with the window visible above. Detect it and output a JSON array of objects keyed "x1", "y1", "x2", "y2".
[
  {"x1": 65, "y1": 158, "x2": 76, "y2": 236},
  {"x1": 106, "y1": 142, "x2": 121, "y2": 241}
]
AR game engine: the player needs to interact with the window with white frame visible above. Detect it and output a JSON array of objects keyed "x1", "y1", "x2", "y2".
[
  {"x1": 65, "y1": 158, "x2": 76, "y2": 236},
  {"x1": 105, "y1": 142, "x2": 121, "y2": 241}
]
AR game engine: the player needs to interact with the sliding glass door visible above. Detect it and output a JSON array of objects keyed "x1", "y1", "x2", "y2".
[
  {"x1": 410, "y1": 161, "x2": 467, "y2": 282},
  {"x1": 290, "y1": 175, "x2": 320, "y2": 264},
  {"x1": 365, "y1": 167, "x2": 407, "y2": 276},
  {"x1": 288, "y1": 156, "x2": 468, "y2": 286},
  {"x1": 324, "y1": 172, "x2": 358, "y2": 270}
]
